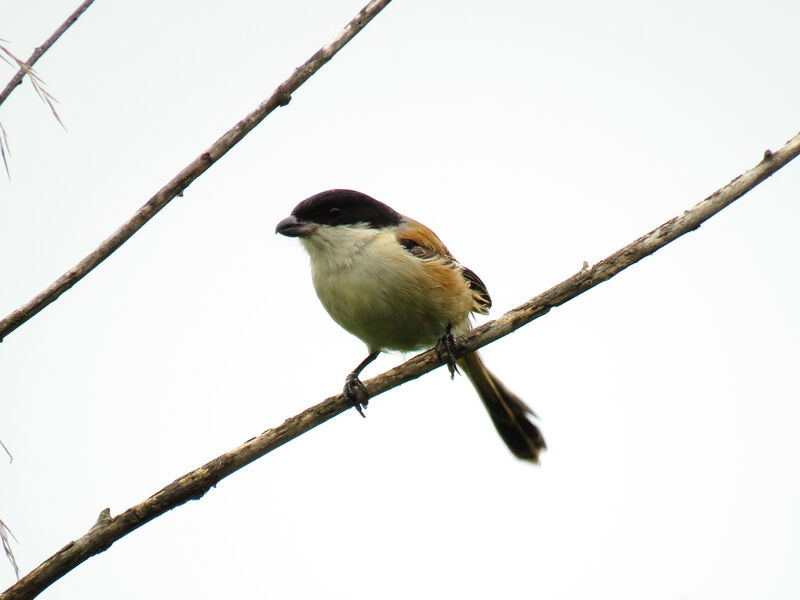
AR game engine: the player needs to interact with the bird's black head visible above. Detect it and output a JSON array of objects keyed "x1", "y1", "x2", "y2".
[
  {"x1": 291, "y1": 189, "x2": 402, "y2": 228},
  {"x1": 276, "y1": 189, "x2": 402, "y2": 237}
]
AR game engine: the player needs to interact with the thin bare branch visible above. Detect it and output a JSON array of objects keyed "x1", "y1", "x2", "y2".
[
  {"x1": 0, "y1": 44, "x2": 65, "y2": 132},
  {"x1": 0, "y1": 121, "x2": 8, "y2": 177},
  {"x1": 3, "y1": 130, "x2": 798, "y2": 600},
  {"x1": 0, "y1": 0, "x2": 94, "y2": 109},
  {"x1": 0, "y1": 520, "x2": 18, "y2": 581},
  {"x1": 0, "y1": 0, "x2": 393, "y2": 342},
  {"x1": 0, "y1": 438, "x2": 10, "y2": 463}
]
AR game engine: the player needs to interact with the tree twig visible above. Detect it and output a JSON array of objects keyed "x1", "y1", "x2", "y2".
[
  {"x1": 3, "y1": 131, "x2": 798, "y2": 600},
  {"x1": 0, "y1": 0, "x2": 393, "y2": 343},
  {"x1": 0, "y1": 519, "x2": 18, "y2": 581},
  {"x1": 0, "y1": 0, "x2": 95, "y2": 109}
]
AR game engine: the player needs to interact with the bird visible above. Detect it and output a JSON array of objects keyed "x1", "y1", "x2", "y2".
[{"x1": 275, "y1": 189, "x2": 545, "y2": 462}]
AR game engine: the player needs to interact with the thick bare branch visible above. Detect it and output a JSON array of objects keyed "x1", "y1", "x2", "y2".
[
  {"x1": 0, "y1": 0, "x2": 95, "y2": 109},
  {"x1": 0, "y1": 0, "x2": 393, "y2": 342},
  {"x1": 3, "y1": 131, "x2": 798, "y2": 600}
]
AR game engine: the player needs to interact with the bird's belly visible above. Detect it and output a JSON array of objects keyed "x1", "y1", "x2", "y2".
[{"x1": 311, "y1": 252, "x2": 463, "y2": 352}]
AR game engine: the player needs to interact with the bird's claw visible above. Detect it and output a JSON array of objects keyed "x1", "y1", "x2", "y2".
[
  {"x1": 344, "y1": 372, "x2": 370, "y2": 418},
  {"x1": 436, "y1": 327, "x2": 461, "y2": 380}
]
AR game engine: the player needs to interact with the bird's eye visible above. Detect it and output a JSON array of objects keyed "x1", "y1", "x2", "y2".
[{"x1": 328, "y1": 207, "x2": 341, "y2": 218}]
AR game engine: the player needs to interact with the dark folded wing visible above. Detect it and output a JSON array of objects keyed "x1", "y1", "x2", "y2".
[{"x1": 461, "y1": 266, "x2": 491, "y2": 313}]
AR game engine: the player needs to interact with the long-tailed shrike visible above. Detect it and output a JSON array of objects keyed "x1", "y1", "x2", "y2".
[{"x1": 276, "y1": 189, "x2": 545, "y2": 462}]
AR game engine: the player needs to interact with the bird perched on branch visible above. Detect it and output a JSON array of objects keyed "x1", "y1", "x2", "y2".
[{"x1": 276, "y1": 189, "x2": 545, "y2": 462}]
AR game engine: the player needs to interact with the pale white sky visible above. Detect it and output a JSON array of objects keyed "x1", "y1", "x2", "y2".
[{"x1": 1, "y1": 1, "x2": 799, "y2": 598}]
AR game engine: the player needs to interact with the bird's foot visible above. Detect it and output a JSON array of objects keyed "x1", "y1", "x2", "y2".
[
  {"x1": 344, "y1": 372, "x2": 370, "y2": 418},
  {"x1": 436, "y1": 326, "x2": 461, "y2": 380}
]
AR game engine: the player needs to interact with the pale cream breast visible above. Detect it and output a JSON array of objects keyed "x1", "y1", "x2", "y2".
[{"x1": 301, "y1": 225, "x2": 473, "y2": 352}]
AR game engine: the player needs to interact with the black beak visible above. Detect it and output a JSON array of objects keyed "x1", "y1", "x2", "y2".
[{"x1": 275, "y1": 215, "x2": 316, "y2": 237}]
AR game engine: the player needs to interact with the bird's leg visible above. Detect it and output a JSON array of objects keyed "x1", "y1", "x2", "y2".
[
  {"x1": 344, "y1": 351, "x2": 380, "y2": 418},
  {"x1": 435, "y1": 324, "x2": 461, "y2": 380}
]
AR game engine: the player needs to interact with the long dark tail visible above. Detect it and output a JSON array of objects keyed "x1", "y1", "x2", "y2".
[{"x1": 459, "y1": 351, "x2": 546, "y2": 463}]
